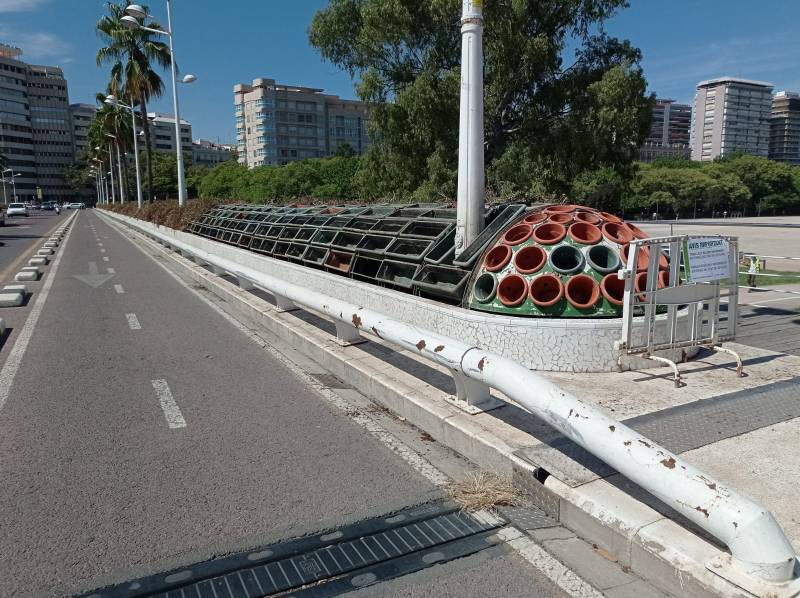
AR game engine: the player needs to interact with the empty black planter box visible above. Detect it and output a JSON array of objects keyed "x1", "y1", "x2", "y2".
[
  {"x1": 384, "y1": 238, "x2": 434, "y2": 262},
  {"x1": 302, "y1": 246, "x2": 328, "y2": 267},
  {"x1": 332, "y1": 231, "x2": 364, "y2": 251},
  {"x1": 412, "y1": 264, "x2": 471, "y2": 302},
  {"x1": 376, "y1": 259, "x2": 419, "y2": 290},
  {"x1": 310, "y1": 229, "x2": 337, "y2": 247},
  {"x1": 400, "y1": 219, "x2": 452, "y2": 240},
  {"x1": 355, "y1": 234, "x2": 393, "y2": 257},
  {"x1": 351, "y1": 255, "x2": 382, "y2": 282}
]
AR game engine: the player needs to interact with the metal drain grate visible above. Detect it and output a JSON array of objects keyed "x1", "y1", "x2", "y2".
[{"x1": 80, "y1": 502, "x2": 505, "y2": 598}]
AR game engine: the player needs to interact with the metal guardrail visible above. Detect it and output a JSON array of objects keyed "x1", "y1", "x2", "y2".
[{"x1": 102, "y1": 211, "x2": 798, "y2": 586}]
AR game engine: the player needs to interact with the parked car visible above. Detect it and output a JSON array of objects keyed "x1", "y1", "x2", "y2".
[
  {"x1": 41, "y1": 202, "x2": 55, "y2": 211},
  {"x1": 6, "y1": 203, "x2": 29, "y2": 217}
]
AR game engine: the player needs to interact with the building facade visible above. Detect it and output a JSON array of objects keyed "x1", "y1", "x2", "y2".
[
  {"x1": 0, "y1": 43, "x2": 77, "y2": 203},
  {"x1": 147, "y1": 112, "x2": 192, "y2": 155},
  {"x1": 690, "y1": 77, "x2": 773, "y2": 162},
  {"x1": 233, "y1": 78, "x2": 370, "y2": 168},
  {"x1": 769, "y1": 91, "x2": 800, "y2": 166},
  {"x1": 192, "y1": 139, "x2": 234, "y2": 167},
  {"x1": 69, "y1": 102, "x2": 96, "y2": 158},
  {"x1": 638, "y1": 98, "x2": 691, "y2": 162}
]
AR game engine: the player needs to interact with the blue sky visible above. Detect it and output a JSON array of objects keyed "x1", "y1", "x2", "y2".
[{"x1": 1, "y1": 0, "x2": 798, "y2": 142}]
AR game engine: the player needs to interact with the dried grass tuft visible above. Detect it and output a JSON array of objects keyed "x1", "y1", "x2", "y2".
[{"x1": 447, "y1": 471, "x2": 522, "y2": 511}]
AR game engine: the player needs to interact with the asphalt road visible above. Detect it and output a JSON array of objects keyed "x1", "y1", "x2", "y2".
[
  {"x1": 0, "y1": 210, "x2": 568, "y2": 598},
  {"x1": 0, "y1": 209, "x2": 67, "y2": 278}
]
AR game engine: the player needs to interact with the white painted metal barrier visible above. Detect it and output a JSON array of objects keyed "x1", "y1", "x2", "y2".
[{"x1": 104, "y1": 212, "x2": 798, "y2": 588}]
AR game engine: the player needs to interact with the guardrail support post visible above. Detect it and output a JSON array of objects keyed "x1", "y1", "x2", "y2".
[
  {"x1": 334, "y1": 321, "x2": 365, "y2": 346},
  {"x1": 446, "y1": 368, "x2": 503, "y2": 414},
  {"x1": 236, "y1": 276, "x2": 255, "y2": 291},
  {"x1": 274, "y1": 293, "x2": 298, "y2": 313}
]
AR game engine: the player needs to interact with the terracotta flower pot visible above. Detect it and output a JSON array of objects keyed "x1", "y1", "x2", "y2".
[
  {"x1": 568, "y1": 222, "x2": 602, "y2": 245},
  {"x1": 548, "y1": 212, "x2": 574, "y2": 225},
  {"x1": 620, "y1": 243, "x2": 650, "y2": 272},
  {"x1": 600, "y1": 273, "x2": 626, "y2": 306},
  {"x1": 497, "y1": 273, "x2": 528, "y2": 307},
  {"x1": 544, "y1": 204, "x2": 578, "y2": 214},
  {"x1": 602, "y1": 222, "x2": 634, "y2": 245},
  {"x1": 523, "y1": 211, "x2": 548, "y2": 225},
  {"x1": 598, "y1": 211, "x2": 623, "y2": 224},
  {"x1": 575, "y1": 211, "x2": 602, "y2": 225},
  {"x1": 502, "y1": 223, "x2": 533, "y2": 246},
  {"x1": 473, "y1": 272, "x2": 497, "y2": 303},
  {"x1": 529, "y1": 274, "x2": 564, "y2": 307},
  {"x1": 549, "y1": 244, "x2": 585, "y2": 275},
  {"x1": 586, "y1": 244, "x2": 621, "y2": 273},
  {"x1": 565, "y1": 274, "x2": 600, "y2": 309},
  {"x1": 484, "y1": 244, "x2": 512, "y2": 272},
  {"x1": 532, "y1": 222, "x2": 566, "y2": 245},
  {"x1": 627, "y1": 222, "x2": 648, "y2": 240},
  {"x1": 513, "y1": 245, "x2": 547, "y2": 274},
  {"x1": 635, "y1": 270, "x2": 666, "y2": 300}
]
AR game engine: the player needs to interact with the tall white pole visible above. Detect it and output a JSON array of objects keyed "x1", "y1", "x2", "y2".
[
  {"x1": 455, "y1": 0, "x2": 485, "y2": 257},
  {"x1": 103, "y1": 174, "x2": 109, "y2": 204},
  {"x1": 115, "y1": 141, "x2": 126, "y2": 203},
  {"x1": 108, "y1": 151, "x2": 116, "y2": 204},
  {"x1": 1, "y1": 176, "x2": 6, "y2": 204},
  {"x1": 130, "y1": 101, "x2": 143, "y2": 208},
  {"x1": 10, "y1": 172, "x2": 17, "y2": 202},
  {"x1": 166, "y1": 0, "x2": 187, "y2": 206}
]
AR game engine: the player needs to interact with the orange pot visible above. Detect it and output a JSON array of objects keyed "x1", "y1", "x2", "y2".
[
  {"x1": 602, "y1": 222, "x2": 634, "y2": 245},
  {"x1": 565, "y1": 274, "x2": 600, "y2": 309},
  {"x1": 531, "y1": 222, "x2": 566, "y2": 245},
  {"x1": 568, "y1": 222, "x2": 602, "y2": 245},
  {"x1": 497, "y1": 274, "x2": 528, "y2": 307},
  {"x1": 600, "y1": 273, "x2": 625, "y2": 306},
  {"x1": 502, "y1": 223, "x2": 533, "y2": 246},
  {"x1": 529, "y1": 274, "x2": 564, "y2": 307},
  {"x1": 484, "y1": 244, "x2": 512, "y2": 272},
  {"x1": 513, "y1": 245, "x2": 547, "y2": 274}
]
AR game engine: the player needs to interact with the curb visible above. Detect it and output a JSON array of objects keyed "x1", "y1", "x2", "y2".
[{"x1": 104, "y1": 213, "x2": 763, "y2": 598}]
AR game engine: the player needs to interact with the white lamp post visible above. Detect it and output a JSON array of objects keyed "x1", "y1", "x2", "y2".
[
  {"x1": 106, "y1": 133, "x2": 126, "y2": 203},
  {"x1": 2, "y1": 168, "x2": 19, "y2": 202},
  {"x1": 106, "y1": 94, "x2": 144, "y2": 208},
  {"x1": 96, "y1": 145, "x2": 116, "y2": 203},
  {"x1": 121, "y1": 3, "x2": 197, "y2": 206},
  {"x1": 455, "y1": 0, "x2": 485, "y2": 257}
]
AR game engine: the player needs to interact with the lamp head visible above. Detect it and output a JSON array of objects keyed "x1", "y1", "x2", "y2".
[{"x1": 120, "y1": 15, "x2": 140, "y2": 30}]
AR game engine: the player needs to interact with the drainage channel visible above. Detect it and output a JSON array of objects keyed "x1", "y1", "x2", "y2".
[{"x1": 80, "y1": 502, "x2": 506, "y2": 598}]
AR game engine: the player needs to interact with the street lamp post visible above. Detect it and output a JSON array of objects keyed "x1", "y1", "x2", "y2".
[
  {"x1": 121, "y1": 3, "x2": 197, "y2": 207},
  {"x1": 96, "y1": 146, "x2": 116, "y2": 203},
  {"x1": 106, "y1": 94, "x2": 143, "y2": 208},
  {"x1": 3, "y1": 168, "x2": 19, "y2": 202},
  {"x1": 455, "y1": 0, "x2": 485, "y2": 257},
  {"x1": 106, "y1": 134, "x2": 126, "y2": 203}
]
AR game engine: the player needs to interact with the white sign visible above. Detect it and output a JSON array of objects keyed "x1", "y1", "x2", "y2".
[{"x1": 682, "y1": 237, "x2": 730, "y2": 282}]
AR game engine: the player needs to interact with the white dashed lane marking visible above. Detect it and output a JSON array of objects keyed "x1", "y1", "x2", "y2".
[
  {"x1": 114, "y1": 284, "x2": 124, "y2": 294},
  {"x1": 151, "y1": 379, "x2": 186, "y2": 429}
]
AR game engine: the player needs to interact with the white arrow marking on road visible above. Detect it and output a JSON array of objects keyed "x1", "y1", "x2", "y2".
[
  {"x1": 151, "y1": 379, "x2": 186, "y2": 429},
  {"x1": 114, "y1": 284, "x2": 124, "y2": 294},
  {"x1": 126, "y1": 313, "x2": 141, "y2": 330},
  {"x1": 107, "y1": 268, "x2": 115, "y2": 274},
  {"x1": 73, "y1": 261, "x2": 114, "y2": 288},
  {"x1": 102, "y1": 257, "x2": 109, "y2": 262}
]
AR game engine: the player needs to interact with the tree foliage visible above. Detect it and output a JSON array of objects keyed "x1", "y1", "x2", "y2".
[{"x1": 309, "y1": 0, "x2": 654, "y2": 200}]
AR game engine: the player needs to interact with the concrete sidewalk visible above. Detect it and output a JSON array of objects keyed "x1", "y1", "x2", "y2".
[{"x1": 106, "y1": 212, "x2": 800, "y2": 598}]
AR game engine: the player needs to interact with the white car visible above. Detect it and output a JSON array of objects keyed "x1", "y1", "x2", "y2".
[
  {"x1": 6, "y1": 203, "x2": 28, "y2": 217},
  {"x1": 67, "y1": 202, "x2": 84, "y2": 209}
]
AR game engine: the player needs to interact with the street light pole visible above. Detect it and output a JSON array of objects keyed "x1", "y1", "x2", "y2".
[
  {"x1": 121, "y1": 4, "x2": 196, "y2": 207},
  {"x1": 106, "y1": 94, "x2": 144, "y2": 208},
  {"x1": 455, "y1": 0, "x2": 485, "y2": 257},
  {"x1": 107, "y1": 134, "x2": 126, "y2": 203},
  {"x1": 165, "y1": 0, "x2": 187, "y2": 206}
]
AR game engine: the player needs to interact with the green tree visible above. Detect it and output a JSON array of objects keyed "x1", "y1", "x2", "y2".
[
  {"x1": 198, "y1": 161, "x2": 252, "y2": 200},
  {"x1": 309, "y1": 0, "x2": 653, "y2": 199},
  {"x1": 711, "y1": 154, "x2": 797, "y2": 215},
  {"x1": 97, "y1": 1, "x2": 173, "y2": 203},
  {"x1": 570, "y1": 166, "x2": 629, "y2": 213}
]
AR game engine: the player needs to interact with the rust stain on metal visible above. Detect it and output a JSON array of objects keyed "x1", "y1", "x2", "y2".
[
  {"x1": 697, "y1": 475, "x2": 717, "y2": 490},
  {"x1": 637, "y1": 439, "x2": 652, "y2": 448},
  {"x1": 568, "y1": 408, "x2": 573, "y2": 417},
  {"x1": 661, "y1": 457, "x2": 676, "y2": 469},
  {"x1": 478, "y1": 357, "x2": 485, "y2": 371},
  {"x1": 416, "y1": 339, "x2": 426, "y2": 351},
  {"x1": 434, "y1": 345, "x2": 445, "y2": 353},
  {"x1": 352, "y1": 314, "x2": 362, "y2": 328},
  {"x1": 695, "y1": 506, "x2": 710, "y2": 518},
  {"x1": 371, "y1": 326, "x2": 382, "y2": 339},
  {"x1": 624, "y1": 441, "x2": 631, "y2": 446},
  {"x1": 733, "y1": 522, "x2": 738, "y2": 529},
  {"x1": 608, "y1": 425, "x2": 615, "y2": 432}
]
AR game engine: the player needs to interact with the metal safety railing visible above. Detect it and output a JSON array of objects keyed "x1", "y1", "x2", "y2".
[
  {"x1": 619, "y1": 235, "x2": 742, "y2": 386},
  {"x1": 102, "y1": 211, "x2": 798, "y2": 586}
]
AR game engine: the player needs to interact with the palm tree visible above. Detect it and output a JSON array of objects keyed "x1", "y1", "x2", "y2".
[
  {"x1": 96, "y1": 1, "x2": 172, "y2": 202},
  {"x1": 88, "y1": 90, "x2": 134, "y2": 200}
]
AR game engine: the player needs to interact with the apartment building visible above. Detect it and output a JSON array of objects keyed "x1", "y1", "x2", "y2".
[
  {"x1": 192, "y1": 139, "x2": 234, "y2": 167},
  {"x1": 233, "y1": 78, "x2": 370, "y2": 168},
  {"x1": 69, "y1": 102, "x2": 96, "y2": 158},
  {"x1": 769, "y1": 91, "x2": 800, "y2": 166},
  {"x1": 147, "y1": 112, "x2": 192, "y2": 155},
  {"x1": 637, "y1": 99, "x2": 692, "y2": 162},
  {"x1": 0, "y1": 43, "x2": 76, "y2": 202},
  {"x1": 691, "y1": 77, "x2": 773, "y2": 161}
]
